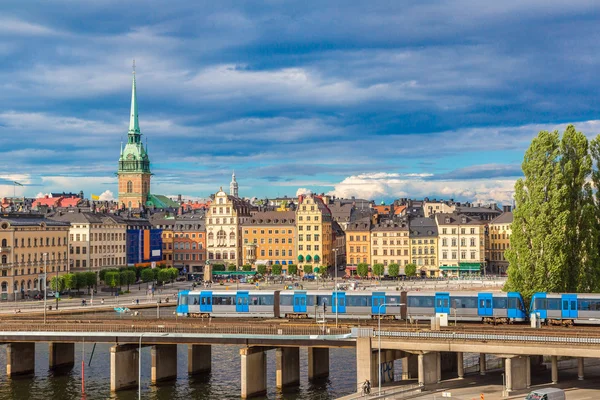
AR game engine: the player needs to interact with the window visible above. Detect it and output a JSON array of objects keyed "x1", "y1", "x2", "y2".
[
  {"x1": 470, "y1": 238, "x2": 475, "y2": 247},
  {"x1": 127, "y1": 181, "x2": 133, "y2": 193}
]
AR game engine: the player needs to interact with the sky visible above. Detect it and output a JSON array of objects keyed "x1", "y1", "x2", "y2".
[{"x1": 1, "y1": 1, "x2": 600, "y2": 205}]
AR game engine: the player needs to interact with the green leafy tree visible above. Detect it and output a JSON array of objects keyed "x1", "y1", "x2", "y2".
[
  {"x1": 388, "y1": 263, "x2": 400, "y2": 280},
  {"x1": 62, "y1": 273, "x2": 75, "y2": 293},
  {"x1": 303, "y1": 265, "x2": 312, "y2": 275},
  {"x1": 257, "y1": 264, "x2": 268, "y2": 275},
  {"x1": 288, "y1": 264, "x2": 298, "y2": 276},
  {"x1": 212, "y1": 264, "x2": 226, "y2": 272},
  {"x1": 141, "y1": 268, "x2": 154, "y2": 285},
  {"x1": 372, "y1": 263, "x2": 384, "y2": 279},
  {"x1": 84, "y1": 272, "x2": 97, "y2": 294},
  {"x1": 105, "y1": 271, "x2": 121, "y2": 291},
  {"x1": 405, "y1": 263, "x2": 417, "y2": 277},
  {"x1": 50, "y1": 276, "x2": 65, "y2": 292},
  {"x1": 227, "y1": 264, "x2": 237, "y2": 272},
  {"x1": 167, "y1": 267, "x2": 179, "y2": 281},
  {"x1": 242, "y1": 264, "x2": 252, "y2": 271},
  {"x1": 271, "y1": 264, "x2": 282, "y2": 275},
  {"x1": 99, "y1": 268, "x2": 118, "y2": 283},
  {"x1": 120, "y1": 270, "x2": 136, "y2": 291},
  {"x1": 157, "y1": 269, "x2": 170, "y2": 286},
  {"x1": 357, "y1": 263, "x2": 369, "y2": 278}
]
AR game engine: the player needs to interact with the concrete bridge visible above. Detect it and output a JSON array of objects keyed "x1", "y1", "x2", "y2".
[{"x1": 2, "y1": 320, "x2": 600, "y2": 398}]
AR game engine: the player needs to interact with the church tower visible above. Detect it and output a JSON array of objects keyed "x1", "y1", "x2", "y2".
[
  {"x1": 117, "y1": 64, "x2": 151, "y2": 209},
  {"x1": 230, "y1": 171, "x2": 239, "y2": 197}
]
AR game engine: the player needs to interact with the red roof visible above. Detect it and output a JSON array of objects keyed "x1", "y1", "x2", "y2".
[{"x1": 32, "y1": 195, "x2": 81, "y2": 208}]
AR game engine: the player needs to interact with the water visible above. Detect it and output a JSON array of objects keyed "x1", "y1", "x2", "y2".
[{"x1": 0, "y1": 343, "x2": 358, "y2": 400}]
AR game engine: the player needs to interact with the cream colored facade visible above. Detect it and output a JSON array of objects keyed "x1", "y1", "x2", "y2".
[
  {"x1": 423, "y1": 201, "x2": 457, "y2": 218},
  {"x1": 50, "y1": 213, "x2": 127, "y2": 272},
  {"x1": 489, "y1": 212, "x2": 512, "y2": 275},
  {"x1": 371, "y1": 221, "x2": 410, "y2": 273},
  {"x1": 296, "y1": 194, "x2": 334, "y2": 271},
  {"x1": 206, "y1": 188, "x2": 251, "y2": 267},
  {"x1": 0, "y1": 215, "x2": 70, "y2": 300},
  {"x1": 409, "y1": 217, "x2": 439, "y2": 277},
  {"x1": 435, "y1": 213, "x2": 487, "y2": 276}
]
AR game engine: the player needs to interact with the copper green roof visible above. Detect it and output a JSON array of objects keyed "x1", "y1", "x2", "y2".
[{"x1": 146, "y1": 194, "x2": 180, "y2": 208}]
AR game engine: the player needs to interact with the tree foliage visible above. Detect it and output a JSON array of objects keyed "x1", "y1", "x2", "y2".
[
  {"x1": 372, "y1": 263, "x2": 384, "y2": 278},
  {"x1": 357, "y1": 263, "x2": 369, "y2": 277},
  {"x1": 404, "y1": 263, "x2": 417, "y2": 277},
  {"x1": 271, "y1": 264, "x2": 282, "y2": 275},
  {"x1": 227, "y1": 264, "x2": 237, "y2": 272},
  {"x1": 257, "y1": 264, "x2": 268, "y2": 275},
  {"x1": 120, "y1": 270, "x2": 136, "y2": 290},
  {"x1": 50, "y1": 276, "x2": 64, "y2": 292},
  {"x1": 141, "y1": 268, "x2": 154, "y2": 283},
  {"x1": 505, "y1": 125, "x2": 600, "y2": 298},
  {"x1": 105, "y1": 271, "x2": 121, "y2": 289},
  {"x1": 388, "y1": 263, "x2": 399, "y2": 279},
  {"x1": 242, "y1": 264, "x2": 252, "y2": 271},
  {"x1": 288, "y1": 264, "x2": 298, "y2": 275},
  {"x1": 303, "y1": 265, "x2": 312, "y2": 275}
]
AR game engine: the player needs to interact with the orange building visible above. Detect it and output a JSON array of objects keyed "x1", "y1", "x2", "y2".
[
  {"x1": 345, "y1": 219, "x2": 371, "y2": 275},
  {"x1": 173, "y1": 214, "x2": 206, "y2": 274},
  {"x1": 242, "y1": 211, "x2": 296, "y2": 273}
]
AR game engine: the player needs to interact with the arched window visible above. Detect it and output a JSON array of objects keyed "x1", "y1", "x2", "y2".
[
  {"x1": 127, "y1": 181, "x2": 133, "y2": 193},
  {"x1": 27, "y1": 280, "x2": 31, "y2": 289},
  {"x1": 1, "y1": 282, "x2": 6, "y2": 292},
  {"x1": 13, "y1": 282, "x2": 17, "y2": 291},
  {"x1": 229, "y1": 232, "x2": 235, "y2": 241},
  {"x1": 208, "y1": 232, "x2": 214, "y2": 240},
  {"x1": 223, "y1": 252, "x2": 228, "y2": 259},
  {"x1": 1, "y1": 255, "x2": 6, "y2": 264},
  {"x1": 128, "y1": 201, "x2": 132, "y2": 209},
  {"x1": 217, "y1": 230, "x2": 227, "y2": 246},
  {"x1": 1, "y1": 239, "x2": 6, "y2": 247},
  {"x1": 192, "y1": 243, "x2": 196, "y2": 250},
  {"x1": 230, "y1": 251, "x2": 236, "y2": 260}
]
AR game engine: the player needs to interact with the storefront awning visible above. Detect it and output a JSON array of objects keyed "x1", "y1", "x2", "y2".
[
  {"x1": 459, "y1": 262, "x2": 481, "y2": 271},
  {"x1": 439, "y1": 265, "x2": 459, "y2": 270}
]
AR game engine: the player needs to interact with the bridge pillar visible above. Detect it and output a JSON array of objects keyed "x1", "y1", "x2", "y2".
[
  {"x1": 110, "y1": 345, "x2": 138, "y2": 391},
  {"x1": 6, "y1": 343, "x2": 35, "y2": 376},
  {"x1": 49, "y1": 343, "x2": 75, "y2": 370},
  {"x1": 417, "y1": 352, "x2": 439, "y2": 386},
  {"x1": 151, "y1": 344, "x2": 177, "y2": 383},
  {"x1": 505, "y1": 356, "x2": 528, "y2": 392},
  {"x1": 457, "y1": 352, "x2": 464, "y2": 379},
  {"x1": 479, "y1": 353, "x2": 487, "y2": 375},
  {"x1": 551, "y1": 356, "x2": 558, "y2": 384},
  {"x1": 308, "y1": 347, "x2": 329, "y2": 381},
  {"x1": 188, "y1": 345, "x2": 211, "y2": 375},
  {"x1": 356, "y1": 337, "x2": 374, "y2": 388},
  {"x1": 240, "y1": 347, "x2": 267, "y2": 398},
  {"x1": 276, "y1": 347, "x2": 300, "y2": 388},
  {"x1": 578, "y1": 357, "x2": 584, "y2": 380},
  {"x1": 402, "y1": 354, "x2": 418, "y2": 380}
]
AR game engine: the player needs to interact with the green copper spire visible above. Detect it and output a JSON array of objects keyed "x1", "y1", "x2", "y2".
[{"x1": 128, "y1": 61, "x2": 140, "y2": 134}]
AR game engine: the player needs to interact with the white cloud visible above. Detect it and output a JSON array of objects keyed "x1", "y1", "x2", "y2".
[
  {"x1": 327, "y1": 172, "x2": 516, "y2": 205},
  {"x1": 0, "y1": 18, "x2": 59, "y2": 36},
  {"x1": 98, "y1": 190, "x2": 114, "y2": 201},
  {"x1": 35, "y1": 192, "x2": 52, "y2": 198},
  {"x1": 295, "y1": 188, "x2": 312, "y2": 196}
]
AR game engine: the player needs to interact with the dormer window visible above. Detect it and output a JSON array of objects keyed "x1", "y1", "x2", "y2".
[
  {"x1": 461, "y1": 217, "x2": 467, "y2": 223},
  {"x1": 445, "y1": 218, "x2": 450, "y2": 224}
]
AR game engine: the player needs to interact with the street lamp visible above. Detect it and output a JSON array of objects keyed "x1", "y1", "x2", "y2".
[
  {"x1": 43, "y1": 253, "x2": 47, "y2": 324},
  {"x1": 139, "y1": 332, "x2": 168, "y2": 400},
  {"x1": 377, "y1": 302, "x2": 405, "y2": 395}
]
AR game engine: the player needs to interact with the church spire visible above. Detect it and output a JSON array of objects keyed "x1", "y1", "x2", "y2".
[
  {"x1": 230, "y1": 170, "x2": 239, "y2": 197},
  {"x1": 128, "y1": 60, "x2": 140, "y2": 135}
]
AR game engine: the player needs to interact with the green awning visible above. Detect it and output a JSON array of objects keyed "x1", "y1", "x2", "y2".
[
  {"x1": 459, "y1": 263, "x2": 481, "y2": 271},
  {"x1": 305, "y1": 255, "x2": 312, "y2": 262},
  {"x1": 314, "y1": 255, "x2": 320, "y2": 262},
  {"x1": 439, "y1": 265, "x2": 459, "y2": 270},
  {"x1": 297, "y1": 255, "x2": 304, "y2": 261},
  {"x1": 212, "y1": 271, "x2": 257, "y2": 276}
]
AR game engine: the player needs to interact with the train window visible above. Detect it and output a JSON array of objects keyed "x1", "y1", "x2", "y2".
[
  {"x1": 408, "y1": 296, "x2": 434, "y2": 308},
  {"x1": 508, "y1": 298, "x2": 518, "y2": 309},
  {"x1": 213, "y1": 295, "x2": 235, "y2": 305},
  {"x1": 452, "y1": 297, "x2": 477, "y2": 309},
  {"x1": 534, "y1": 298, "x2": 546, "y2": 310},
  {"x1": 201, "y1": 297, "x2": 207, "y2": 305},
  {"x1": 180, "y1": 295, "x2": 188, "y2": 305},
  {"x1": 547, "y1": 299, "x2": 560, "y2": 310},
  {"x1": 388, "y1": 296, "x2": 401, "y2": 304},
  {"x1": 306, "y1": 296, "x2": 315, "y2": 306},
  {"x1": 579, "y1": 299, "x2": 600, "y2": 311},
  {"x1": 347, "y1": 296, "x2": 370, "y2": 307},
  {"x1": 280, "y1": 296, "x2": 293, "y2": 306},
  {"x1": 254, "y1": 295, "x2": 274, "y2": 305},
  {"x1": 317, "y1": 295, "x2": 331, "y2": 306},
  {"x1": 493, "y1": 298, "x2": 507, "y2": 309},
  {"x1": 190, "y1": 295, "x2": 199, "y2": 305}
]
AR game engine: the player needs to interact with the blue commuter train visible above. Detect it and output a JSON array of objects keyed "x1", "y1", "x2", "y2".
[
  {"x1": 176, "y1": 290, "x2": 528, "y2": 323},
  {"x1": 530, "y1": 292, "x2": 600, "y2": 325}
]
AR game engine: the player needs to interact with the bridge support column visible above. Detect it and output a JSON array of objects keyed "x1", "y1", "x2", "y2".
[
  {"x1": 551, "y1": 356, "x2": 558, "y2": 384},
  {"x1": 457, "y1": 352, "x2": 464, "y2": 379},
  {"x1": 49, "y1": 343, "x2": 75, "y2": 370},
  {"x1": 240, "y1": 347, "x2": 267, "y2": 398},
  {"x1": 479, "y1": 353, "x2": 487, "y2": 375},
  {"x1": 308, "y1": 347, "x2": 329, "y2": 381},
  {"x1": 151, "y1": 344, "x2": 177, "y2": 383},
  {"x1": 505, "y1": 356, "x2": 528, "y2": 392},
  {"x1": 356, "y1": 337, "x2": 374, "y2": 388},
  {"x1": 526, "y1": 356, "x2": 531, "y2": 388},
  {"x1": 578, "y1": 357, "x2": 584, "y2": 380},
  {"x1": 402, "y1": 354, "x2": 418, "y2": 380},
  {"x1": 188, "y1": 345, "x2": 211, "y2": 375},
  {"x1": 6, "y1": 343, "x2": 35, "y2": 376},
  {"x1": 110, "y1": 345, "x2": 138, "y2": 391},
  {"x1": 417, "y1": 352, "x2": 439, "y2": 386},
  {"x1": 276, "y1": 347, "x2": 300, "y2": 388}
]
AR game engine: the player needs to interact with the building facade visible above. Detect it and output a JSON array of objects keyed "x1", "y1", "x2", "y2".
[
  {"x1": 423, "y1": 200, "x2": 457, "y2": 218},
  {"x1": 173, "y1": 214, "x2": 206, "y2": 274},
  {"x1": 345, "y1": 220, "x2": 371, "y2": 274},
  {"x1": 488, "y1": 211, "x2": 512, "y2": 275},
  {"x1": 435, "y1": 213, "x2": 488, "y2": 276},
  {"x1": 242, "y1": 211, "x2": 296, "y2": 272},
  {"x1": 0, "y1": 214, "x2": 70, "y2": 300},
  {"x1": 371, "y1": 221, "x2": 410, "y2": 274},
  {"x1": 150, "y1": 213, "x2": 176, "y2": 268},
  {"x1": 117, "y1": 71, "x2": 151, "y2": 209},
  {"x1": 206, "y1": 188, "x2": 252, "y2": 267},
  {"x1": 296, "y1": 194, "x2": 334, "y2": 272},
  {"x1": 409, "y1": 217, "x2": 439, "y2": 277},
  {"x1": 123, "y1": 218, "x2": 162, "y2": 266}
]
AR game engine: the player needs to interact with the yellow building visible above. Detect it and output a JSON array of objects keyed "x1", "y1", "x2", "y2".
[
  {"x1": 488, "y1": 211, "x2": 512, "y2": 275},
  {"x1": 242, "y1": 210, "x2": 296, "y2": 272},
  {"x1": 409, "y1": 217, "x2": 439, "y2": 277},
  {"x1": 435, "y1": 213, "x2": 487, "y2": 277},
  {"x1": 296, "y1": 194, "x2": 334, "y2": 272},
  {"x1": 371, "y1": 220, "x2": 410, "y2": 273},
  {"x1": 0, "y1": 214, "x2": 70, "y2": 300},
  {"x1": 345, "y1": 220, "x2": 371, "y2": 274}
]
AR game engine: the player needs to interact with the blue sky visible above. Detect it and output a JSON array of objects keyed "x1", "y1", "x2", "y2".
[{"x1": 1, "y1": 1, "x2": 600, "y2": 205}]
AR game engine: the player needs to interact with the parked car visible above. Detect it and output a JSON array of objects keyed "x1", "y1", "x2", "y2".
[
  {"x1": 525, "y1": 388, "x2": 565, "y2": 400},
  {"x1": 46, "y1": 291, "x2": 56, "y2": 298}
]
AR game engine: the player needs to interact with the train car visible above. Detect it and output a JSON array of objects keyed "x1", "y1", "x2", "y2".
[
  {"x1": 176, "y1": 290, "x2": 279, "y2": 318},
  {"x1": 530, "y1": 292, "x2": 600, "y2": 325},
  {"x1": 407, "y1": 291, "x2": 527, "y2": 323}
]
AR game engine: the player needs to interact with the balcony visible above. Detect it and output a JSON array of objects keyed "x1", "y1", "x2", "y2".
[{"x1": 0, "y1": 246, "x2": 11, "y2": 253}]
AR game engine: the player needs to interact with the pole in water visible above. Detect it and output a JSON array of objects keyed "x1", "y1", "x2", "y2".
[{"x1": 81, "y1": 360, "x2": 85, "y2": 394}]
